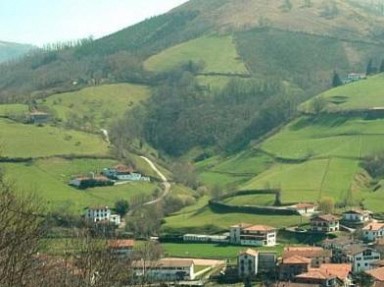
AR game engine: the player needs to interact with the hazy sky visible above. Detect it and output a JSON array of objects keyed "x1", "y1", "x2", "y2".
[{"x1": 0, "y1": 0, "x2": 189, "y2": 46}]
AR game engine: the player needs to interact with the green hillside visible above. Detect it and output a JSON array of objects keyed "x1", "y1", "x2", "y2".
[
  {"x1": 302, "y1": 74, "x2": 384, "y2": 112},
  {"x1": 0, "y1": 118, "x2": 109, "y2": 158},
  {"x1": 43, "y1": 83, "x2": 149, "y2": 129},
  {"x1": 2, "y1": 160, "x2": 154, "y2": 212},
  {"x1": 144, "y1": 35, "x2": 248, "y2": 74}
]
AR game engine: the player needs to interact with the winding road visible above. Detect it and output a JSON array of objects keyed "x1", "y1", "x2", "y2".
[{"x1": 140, "y1": 156, "x2": 171, "y2": 206}]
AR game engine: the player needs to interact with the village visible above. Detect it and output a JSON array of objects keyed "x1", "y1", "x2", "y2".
[{"x1": 80, "y1": 202, "x2": 384, "y2": 286}]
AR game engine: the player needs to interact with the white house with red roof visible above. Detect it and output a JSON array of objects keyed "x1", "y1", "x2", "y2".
[
  {"x1": 310, "y1": 214, "x2": 339, "y2": 233},
  {"x1": 230, "y1": 223, "x2": 276, "y2": 246},
  {"x1": 85, "y1": 206, "x2": 121, "y2": 226},
  {"x1": 363, "y1": 222, "x2": 384, "y2": 241}
]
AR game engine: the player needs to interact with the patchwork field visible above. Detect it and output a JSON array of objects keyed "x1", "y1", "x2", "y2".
[
  {"x1": 43, "y1": 83, "x2": 150, "y2": 129},
  {"x1": 0, "y1": 118, "x2": 109, "y2": 158},
  {"x1": 144, "y1": 35, "x2": 249, "y2": 74},
  {"x1": 0, "y1": 103, "x2": 29, "y2": 117}
]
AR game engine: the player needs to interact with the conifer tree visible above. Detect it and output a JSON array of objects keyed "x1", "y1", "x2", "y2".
[{"x1": 332, "y1": 71, "x2": 342, "y2": 87}]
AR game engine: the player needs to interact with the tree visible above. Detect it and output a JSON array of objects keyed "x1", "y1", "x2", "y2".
[
  {"x1": 332, "y1": 71, "x2": 343, "y2": 87},
  {"x1": 318, "y1": 197, "x2": 335, "y2": 214},
  {"x1": 311, "y1": 96, "x2": 327, "y2": 114},
  {"x1": 366, "y1": 59, "x2": 375, "y2": 75},
  {"x1": 380, "y1": 59, "x2": 384, "y2": 73},
  {"x1": 114, "y1": 199, "x2": 129, "y2": 217},
  {"x1": 0, "y1": 170, "x2": 45, "y2": 287}
]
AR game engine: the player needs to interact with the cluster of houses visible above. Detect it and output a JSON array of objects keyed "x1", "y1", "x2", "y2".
[{"x1": 69, "y1": 164, "x2": 150, "y2": 189}]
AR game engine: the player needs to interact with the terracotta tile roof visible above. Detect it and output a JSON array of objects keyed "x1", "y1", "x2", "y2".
[
  {"x1": 343, "y1": 244, "x2": 370, "y2": 256},
  {"x1": 295, "y1": 203, "x2": 316, "y2": 209},
  {"x1": 283, "y1": 247, "x2": 331, "y2": 259},
  {"x1": 319, "y1": 264, "x2": 352, "y2": 280},
  {"x1": 295, "y1": 269, "x2": 335, "y2": 280},
  {"x1": 239, "y1": 248, "x2": 258, "y2": 257},
  {"x1": 231, "y1": 223, "x2": 253, "y2": 228},
  {"x1": 114, "y1": 164, "x2": 134, "y2": 173},
  {"x1": 132, "y1": 258, "x2": 194, "y2": 268},
  {"x1": 282, "y1": 255, "x2": 311, "y2": 264},
  {"x1": 363, "y1": 222, "x2": 384, "y2": 231},
  {"x1": 243, "y1": 225, "x2": 276, "y2": 232},
  {"x1": 366, "y1": 267, "x2": 384, "y2": 281},
  {"x1": 311, "y1": 214, "x2": 339, "y2": 222},
  {"x1": 108, "y1": 239, "x2": 135, "y2": 249},
  {"x1": 343, "y1": 209, "x2": 371, "y2": 215}
]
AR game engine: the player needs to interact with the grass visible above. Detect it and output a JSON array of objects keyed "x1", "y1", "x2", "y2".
[
  {"x1": 0, "y1": 119, "x2": 109, "y2": 158},
  {"x1": 43, "y1": 83, "x2": 149, "y2": 128},
  {"x1": 163, "y1": 196, "x2": 305, "y2": 234},
  {"x1": 196, "y1": 75, "x2": 238, "y2": 92},
  {"x1": 162, "y1": 242, "x2": 284, "y2": 261},
  {"x1": 301, "y1": 74, "x2": 384, "y2": 112},
  {"x1": 1, "y1": 160, "x2": 157, "y2": 212},
  {"x1": 0, "y1": 104, "x2": 29, "y2": 117},
  {"x1": 144, "y1": 35, "x2": 249, "y2": 74},
  {"x1": 223, "y1": 193, "x2": 276, "y2": 206}
]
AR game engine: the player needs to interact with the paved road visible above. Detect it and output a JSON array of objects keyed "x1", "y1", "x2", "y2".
[{"x1": 140, "y1": 156, "x2": 171, "y2": 206}]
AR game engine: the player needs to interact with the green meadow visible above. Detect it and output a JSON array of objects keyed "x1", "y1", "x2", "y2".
[
  {"x1": 2, "y1": 160, "x2": 156, "y2": 212},
  {"x1": 162, "y1": 242, "x2": 284, "y2": 260},
  {"x1": 163, "y1": 196, "x2": 305, "y2": 234},
  {"x1": 0, "y1": 118, "x2": 109, "y2": 158},
  {"x1": 0, "y1": 104, "x2": 29, "y2": 117},
  {"x1": 144, "y1": 35, "x2": 249, "y2": 74},
  {"x1": 43, "y1": 83, "x2": 149, "y2": 128},
  {"x1": 301, "y1": 74, "x2": 384, "y2": 112}
]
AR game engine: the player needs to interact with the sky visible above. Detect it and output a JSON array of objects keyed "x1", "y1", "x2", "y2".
[{"x1": 0, "y1": 0, "x2": 189, "y2": 47}]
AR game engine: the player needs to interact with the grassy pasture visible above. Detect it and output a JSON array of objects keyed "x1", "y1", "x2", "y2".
[
  {"x1": 0, "y1": 118, "x2": 109, "y2": 158},
  {"x1": 162, "y1": 242, "x2": 284, "y2": 260},
  {"x1": 43, "y1": 83, "x2": 149, "y2": 128},
  {"x1": 1, "y1": 159, "x2": 156, "y2": 212},
  {"x1": 163, "y1": 196, "x2": 304, "y2": 233},
  {"x1": 144, "y1": 35, "x2": 249, "y2": 74},
  {"x1": 301, "y1": 74, "x2": 384, "y2": 112},
  {"x1": 0, "y1": 104, "x2": 29, "y2": 117}
]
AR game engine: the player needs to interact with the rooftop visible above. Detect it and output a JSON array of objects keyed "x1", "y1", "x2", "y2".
[
  {"x1": 311, "y1": 214, "x2": 339, "y2": 222},
  {"x1": 318, "y1": 264, "x2": 352, "y2": 280},
  {"x1": 343, "y1": 209, "x2": 371, "y2": 215},
  {"x1": 363, "y1": 222, "x2": 384, "y2": 231},
  {"x1": 243, "y1": 225, "x2": 276, "y2": 232},
  {"x1": 132, "y1": 258, "x2": 194, "y2": 269},
  {"x1": 283, "y1": 246, "x2": 331, "y2": 259},
  {"x1": 295, "y1": 269, "x2": 335, "y2": 280},
  {"x1": 108, "y1": 239, "x2": 135, "y2": 249},
  {"x1": 239, "y1": 248, "x2": 258, "y2": 257},
  {"x1": 366, "y1": 266, "x2": 384, "y2": 281},
  {"x1": 282, "y1": 255, "x2": 311, "y2": 265}
]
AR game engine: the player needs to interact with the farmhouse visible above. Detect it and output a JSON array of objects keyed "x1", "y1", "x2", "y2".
[
  {"x1": 238, "y1": 249, "x2": 258, "y2": 278},
  {"x1": 362, "y1": 222, "x2": 384, "y2": 241},
  {"x1": 132, "y1": 258, "x2": 195, "y2": 281},
  {"x1": 229, "y1": 223, "x2": 277, "y2": 247},
  {"x1": 69, "y1": 175, "x2": 113, "y2": 189},
  {"x1": 28, "y1": 110, "x2": 50, "y2": 124},
  {"x1": 282, "y1": 247, "x2": 332, "y2": 268},
  {"x1": 84, "y1": 206, "x2": 121, "y2": 226},
  {"x1": 310, "y1": 214, "x2": 339, "y2": 233},
  {"x1": 294, "y1": 269, "x2": 337, "y2": 287},
  {"x1": 342, "y1": 209, "x2": 371, "y2": 224},
  {"x1": 279, "y1": 255, "x2": 311, "y2": 280},
  {"x1": 343, "y1": 245, "x2": 380, "y2": 272},
  {"x1": 108, "y1": 239, "x2": 135, "y2": 257},
  {"x1": 102, "y1": 164, "x2": 150, "y2": 182},
  {"x1": 183, "y1": 234, "x2": 228, "y2": 243},
  {"x1": 317, "y1": 264, "x2": 352, "y2": 287}
]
